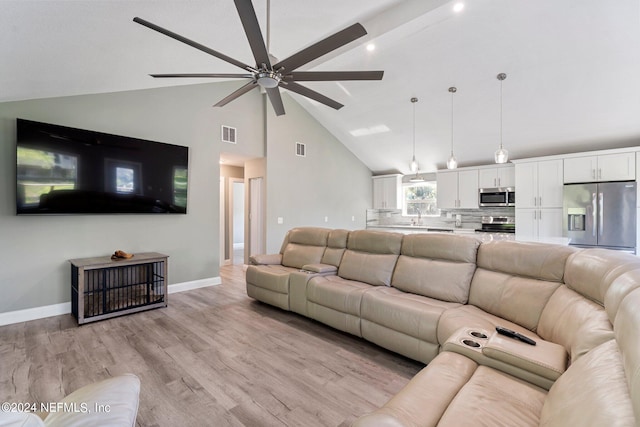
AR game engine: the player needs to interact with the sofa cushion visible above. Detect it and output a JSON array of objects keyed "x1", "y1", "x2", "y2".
[
  {"x1": 281, "y1": 243, "x2": 325, "y2": 269},
  {"x1": 346, "y1": 229, "x2": 403, "y2": 255},
  {"x1": 564, "y1": 249, "x2": 640, "y2": 306},
  {"x1": 338, "y1": 230, "x2": 403, "y2": 286},
  {"x1": 245, "y1": 265, "x2": 299, "y2": 294},
  {"x1": 353, "y1": 351, "x2": 546, "y2": 427},
  {"x1": 321, "y1": 229, "x2": 349, "y2": 267},
  {"x1": 468, "y1": 268, "x2": 560, "y2": 331},
  {"x1": 477, "y1": 241, "x2": 576, "y2": 282},
  {"x1": 614, "y1": 287, "x2": 640, "y2": 422},
  {"x1": 280, "y1": 227, "x2": 330, "y2": 268},
  {"x1": 605, "y1": 268, "x2": 640, "y2": 324},
  {"x1": 361, "y1": 286, "x2": 460, "y2": 344},
  {"x1": 537, "y1": 285, "x2": 613, "y2": 363},
  {"x1": 307, "y1": 275, "x2": 372, "y2": 316},
  {"x1": 352, "y1": 351, "x2": 477, "y2": 427},
  {"x1": 391, "y1": 233, "x2": 479, "y2": 303},
  {"x1": 539, "y1": 340, "x2": 635, "y2": 426}
]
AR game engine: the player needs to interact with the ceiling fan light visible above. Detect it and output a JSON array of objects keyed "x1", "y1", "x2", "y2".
[
  {"x1": 257, "y1": 71, "x2": 280, "y2": 88},
  {"x1": 494, "y1": 147, "x2": 509, "y2": 164},
  {"x1": 446, "y1": 153, "x2": 458, "y2": 169}
]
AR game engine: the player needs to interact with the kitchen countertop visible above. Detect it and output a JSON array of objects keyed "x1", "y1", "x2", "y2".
[{"x1": 368, "y1": 225, "x2": 478, "y2": 233}]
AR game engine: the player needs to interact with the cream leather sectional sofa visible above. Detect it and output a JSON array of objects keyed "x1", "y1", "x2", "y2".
[{"x1": 246, "y1": 227, "x2": 640, "y2": 426}]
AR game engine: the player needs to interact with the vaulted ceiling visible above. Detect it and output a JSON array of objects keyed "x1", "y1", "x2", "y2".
[{"x1": 2, "y1": 0, "x2": 639, "y2": 174}]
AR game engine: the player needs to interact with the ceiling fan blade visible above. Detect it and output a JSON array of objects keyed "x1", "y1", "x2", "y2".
[
  {"x1": 274, "y1": 23, "x2": 367, "y2": 72},
  {"x1": 283, "y1": 82, "x2": 343, "y2": 110},
  {"x1": 150, "y1": 73, "x2": 254, "y2": 78},
  {"x1": 285, "y1": 71, "x2": 384, "y2": 81},
  {"x1": 233, "y1": 0, "x2": 271, "y2": 68},
  {"x1": 214, "y1": 81, "x2": 258, "y2": 107},
  {"x1": 266, "y1": 87, "x2": 285, "y2": 116},
  {"x1": 133, "y1": 17, "x2": 252, "y2": 71}
]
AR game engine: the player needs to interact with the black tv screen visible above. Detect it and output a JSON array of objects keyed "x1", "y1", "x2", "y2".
[{"x1": 16, "y1": 119, "x2": 188, "y2": 214}]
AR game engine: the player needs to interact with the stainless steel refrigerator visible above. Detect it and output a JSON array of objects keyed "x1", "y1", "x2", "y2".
[{"x1": 563, "y1": 181, "x2": 636, "y2": 252}]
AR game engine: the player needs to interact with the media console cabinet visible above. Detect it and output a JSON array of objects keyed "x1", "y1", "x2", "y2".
[{"x1": 69, "y1": 252, "x2": 168, "y2": 325}]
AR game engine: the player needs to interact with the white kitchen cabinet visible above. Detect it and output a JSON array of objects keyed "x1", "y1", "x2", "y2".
[
  {"x1": 372, "y1": 174, "x2": 402, "y2": 209},
  {"x1": 564, "y1": 153, "x2": 635, "y2": 183},
  {"x1": 515, "y1": 208, "x2": 563, "y2": 241},
  {"x1": 515, "y1": 159, "x2": 563, "y2": 209},
  {"x1": 478, "y1": 165, "x2": 515, "y2": 188},
  {"x1": 437, "y1": 170, "x2": 478, "y2": 209}
]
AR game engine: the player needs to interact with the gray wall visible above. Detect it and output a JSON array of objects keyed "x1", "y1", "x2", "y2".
[
  {"x1": 0, "y1": 81, "x2": 263, "y2": 313},
  {"x1": 265, "y1": 94, "x2": 372, "y2": 252},
  {"x1": 0, "y1": 83, "x2": 373, "y2": 315}
]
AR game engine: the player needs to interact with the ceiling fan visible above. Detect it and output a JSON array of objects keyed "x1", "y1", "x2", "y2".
[{"x1": 133, "y1": 0, "x2": 384, "y2": 116}]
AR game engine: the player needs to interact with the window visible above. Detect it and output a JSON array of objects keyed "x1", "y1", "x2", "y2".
[{"x1": 403, "y1": 180, "x2": 439, "y2": 217}]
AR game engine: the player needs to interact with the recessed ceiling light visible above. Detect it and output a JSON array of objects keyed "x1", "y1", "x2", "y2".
[
  {"x1": 366, "y1": 43, "x2": 376, "y2": 52},
  {"x1": 453, "y1": 2, "x2": 464, "y2": 12}
]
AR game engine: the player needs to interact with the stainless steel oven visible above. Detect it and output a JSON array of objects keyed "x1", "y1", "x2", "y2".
[{"x1": 479, "y1": 187, "x2": 515, "y2": 207}]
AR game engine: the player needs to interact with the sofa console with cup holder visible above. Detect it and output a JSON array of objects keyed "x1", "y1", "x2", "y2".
[{"x1": 246, "y1": 227, "x2": 640, "y2": 426}]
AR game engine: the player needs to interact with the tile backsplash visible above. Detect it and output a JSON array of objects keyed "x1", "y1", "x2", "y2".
[{"x1": 366, "y1": 207, "x2": 515, "y2": 229}]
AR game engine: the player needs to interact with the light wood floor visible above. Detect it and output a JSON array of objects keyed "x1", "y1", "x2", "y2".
[{"x1": 0, "y1": 265, "x2": 424, "y2": 426}]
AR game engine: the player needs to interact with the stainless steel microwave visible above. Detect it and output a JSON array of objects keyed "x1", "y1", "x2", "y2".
[{"x1": 479, "y1": 188, "x2": 515, "y2": 207}]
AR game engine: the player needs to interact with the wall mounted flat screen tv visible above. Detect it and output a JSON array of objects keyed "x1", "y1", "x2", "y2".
[{"x1": 16, "y1": 119, "x2": 189, "y2": 214}]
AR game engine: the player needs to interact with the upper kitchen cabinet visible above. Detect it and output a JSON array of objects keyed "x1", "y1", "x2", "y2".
[
  {"x1": 564, "y1": 153, "x2": 635, "y2": 183},
  {"x1": 515, "y1": 160, "x2": 564, "y2": 209},
  {"x1": 437, "y1": 169, "x2": 478, "y2": 209},
  {"x1": 372, "y1": 174, "x2": 402, "y2": 209},
  {"x1": 478, "y1": 165, "x2": 515, "y2": 188}
]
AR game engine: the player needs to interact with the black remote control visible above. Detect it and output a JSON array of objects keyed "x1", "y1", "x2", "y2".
[{"x1": 495, "y1": 326, "x2": 537, "y2": 346}]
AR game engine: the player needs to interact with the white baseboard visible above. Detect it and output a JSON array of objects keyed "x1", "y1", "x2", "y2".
[
  {"x1": 168, "y1": 276, "x2": 221, "y2": 294},
  {"x1": 0, "y1": 276, "x2": 221, "y2": 326},
  {"x1": 0, "y1": 302, "x2": 71, "y2": 327}
]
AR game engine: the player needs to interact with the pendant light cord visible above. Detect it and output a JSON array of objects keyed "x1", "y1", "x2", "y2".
[
  {"x1": 499, "y1": 77, "x2": 503, "y2": 150},
  {"x1": 451, "y1": 90, "x2": 454, "y2": 155},
  {"x1": 410, "y1": 97, "x2": 418, "y2": 159}
]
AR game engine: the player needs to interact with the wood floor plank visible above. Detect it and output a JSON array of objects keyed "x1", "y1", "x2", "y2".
[{"x1": 0, "y1": 264, "x2": 424, "y2": 426}]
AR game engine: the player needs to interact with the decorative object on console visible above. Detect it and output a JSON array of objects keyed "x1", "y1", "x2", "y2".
[
  {"x1": 133, "y1": 0, "x2": 384, "y2": 116},
  {"x1": 494, "y1": 72, "x2": 509, "y2": 164},
  {"x1": 111, "y1": 250, "x2": 134, "y2": 260},
  {"x1": 408, "y1": 97, "x2": 424, "y2": 182},
  {"x1": 446, "y1": 87, "x2": 458, "y2": 170}
]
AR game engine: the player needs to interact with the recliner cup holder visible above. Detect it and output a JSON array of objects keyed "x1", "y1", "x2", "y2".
[
  {"x1": 470, "y1": 331, "x2": 488, "y2": 339},
  {"x1": 462, "y1": 339, "x2": 481, "y2": 348}
]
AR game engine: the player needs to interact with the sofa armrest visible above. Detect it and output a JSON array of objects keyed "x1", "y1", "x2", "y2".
[
  {"x1": 482, "y1": 332, "x2": 567, "y2": 381},
  {"x1": 249, "y1": 253, "x2": 282, "y2": 265},
  {"x1": 442, "y1": 327, "x2": 567, "y2": 390},
  {"x1": 300, "y1": 263, "x2": 338, "y2": 274}
]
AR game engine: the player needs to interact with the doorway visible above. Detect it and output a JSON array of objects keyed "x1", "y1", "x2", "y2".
[
  {"x1": 231, "y1": 180, "x2": 245, "y2": 264},
  {"x1": 249, "y1": 177, "x2": 265, "y2": 257}
]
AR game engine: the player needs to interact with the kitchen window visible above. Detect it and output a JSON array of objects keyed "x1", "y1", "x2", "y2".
[{"x1": 403, "y1": 180, "x2": 439, "y2": 217}]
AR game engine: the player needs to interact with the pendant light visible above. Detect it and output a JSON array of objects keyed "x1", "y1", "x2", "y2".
[
  {"x1": 494, "y1": 73, "x2": 509, "y2": 164},
  {"x1": 446, "y1": 87, "x2": 458, "y2": 169},
  {"x1": 408, "y1": 97, "x2": 424, "y2": 182},
  {"x1": 409, "y1": 97, "x2": 419, "y2": 173}
]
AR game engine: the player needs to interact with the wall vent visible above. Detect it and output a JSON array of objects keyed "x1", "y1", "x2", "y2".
[
  {"x1": 296, "y1": 142, "x2": 306, "y2": 157},
  {"x1": 221, "y1": 125, "x2": 237, "y2": 144}
]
